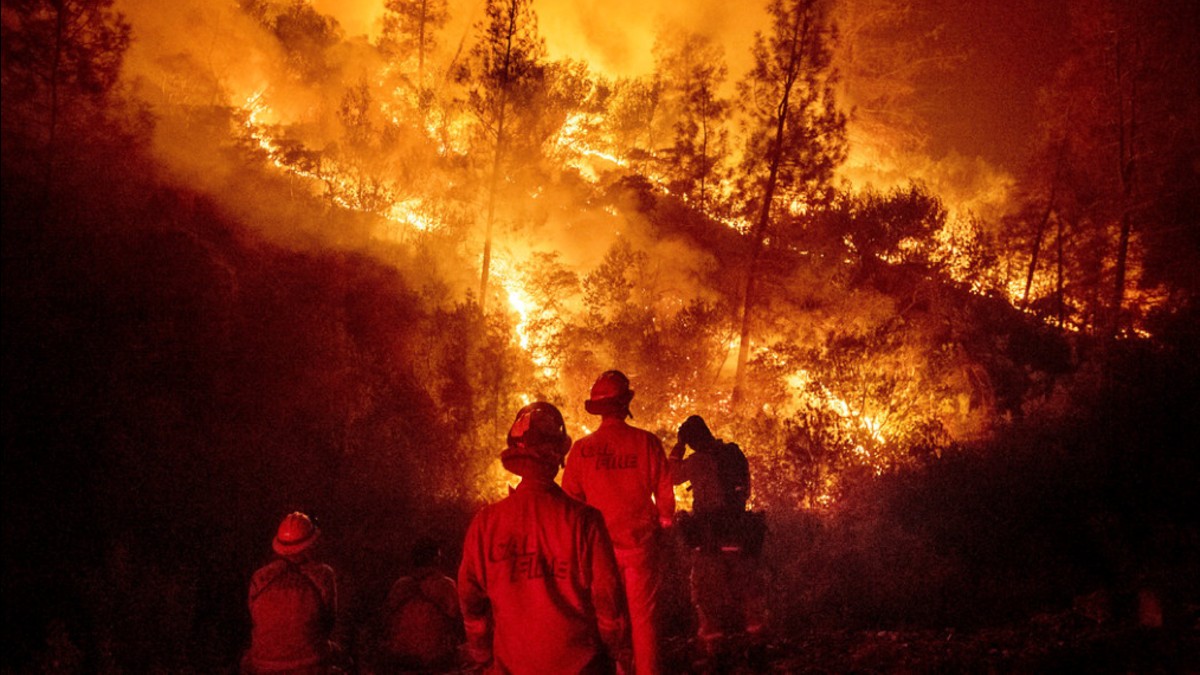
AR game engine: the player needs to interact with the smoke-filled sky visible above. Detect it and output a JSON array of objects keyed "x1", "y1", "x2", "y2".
[
  {"x1": 308, "y1": 0, "x2": 1069, "y2": 171},
  {"x1": 115, "y1": 0, "x2": 1078, "y2": 227}
]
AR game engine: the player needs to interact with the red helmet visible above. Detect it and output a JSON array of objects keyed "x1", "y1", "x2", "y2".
[
  {"x1": 502, "y1": 402, "x2": 571, "y2": 473},
  {"x1": 273, "y1": 511, "x2": 320, "y2": 556},
  {"x1": 584, "y1": 370, "x2": 634, "y2": 416}
]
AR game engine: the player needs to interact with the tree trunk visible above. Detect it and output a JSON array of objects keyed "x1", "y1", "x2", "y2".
[
  {"x1": 1108, "y1": 29, "x2": 1138, "y2": 342},
  {"x1": 478, "y1": 0, "x2": 518, "y2": 312},
  {"x1": 732, "y1": 6, "x2": 807, "y2": 406},
  {"x1": 1023, "y1": 140, "x2": 1067, "y2": 307}
]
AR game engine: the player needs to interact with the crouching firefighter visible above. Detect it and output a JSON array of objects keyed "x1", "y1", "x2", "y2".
[
  {"x1": 458, "y1": 402, "x2": 633, "y2": 674},
  {"x1": 669, "y1": 415, "x2": 768, "y2": 657},
  {"x1": 243, "y1": 511, "x2": 343, "y2": 675},
  {"x1": 374, "y1": 537, "x2": 463, "y2": 673}
]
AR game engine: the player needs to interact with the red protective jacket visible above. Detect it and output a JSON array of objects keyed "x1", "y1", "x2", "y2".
[
  {"x1": 245, "y1": 558, "x2": 337, "y2": 673},
  {"x1": 458, "y1": 476, "x2": 630, "y2": 674},
  {"x1": 562, "y1": 417, "x2": 675, "y2": 550}
]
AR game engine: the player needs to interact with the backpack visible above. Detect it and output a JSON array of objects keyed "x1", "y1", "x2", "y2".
[
  {"x1": 695, "y1": 443, "x2": 766, "y2": 556},
  {"x1": 713, "y1": 442, "x2": 750, "y2": 511},
  {"x1": 381, "y1": 577, "x2": 458, "y2": 667},
  {"x1": 248, "y1": 560, "x2": 334, "y2": 667}
]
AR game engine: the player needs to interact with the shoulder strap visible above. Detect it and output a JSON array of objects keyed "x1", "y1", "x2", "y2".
[
  {"x1": 717, "y1": 443, "x2": 750, "y2": 506},
  {"x1": 250, "y1": 559, "x2": 326, "y2": 607}
]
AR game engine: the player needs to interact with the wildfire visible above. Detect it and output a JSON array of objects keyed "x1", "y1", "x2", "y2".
[
  {"x1": 386, "y1": 199, "x2": 441, "y2": 234},
  {"x1": 784, "y1": 369, "x2": 888, "y2": 474},
  {"x1": 238, "y1": 89, "x2": 570, "y2": 390},
  {"x1": 239, "y1": 93, "x2": 453, "y2": 244},
  {"x1": 213, "y1": 1, "x2": 1163, "y2": 517},
  {"x1": 491, "y1": 256, "x2": 559, "y2": 380},
  {"x1": 553, "y1": 112, "x2": 627, "y2": 182}
]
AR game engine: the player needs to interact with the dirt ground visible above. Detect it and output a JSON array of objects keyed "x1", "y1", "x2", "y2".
[{"x1": 657, "y1": 609, "x2": 1200, "y2": 674}]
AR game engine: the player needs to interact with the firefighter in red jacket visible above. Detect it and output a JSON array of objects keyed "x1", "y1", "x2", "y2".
[
  {"x1": 244, "y1": 511, "x2": 340, "y2": 675},
  {"x1": 563, "y1": 371, "x2": 674, "y2": 675},
  {"x1": 458, "y1": 401, "x2": 632, "y2": 674}
]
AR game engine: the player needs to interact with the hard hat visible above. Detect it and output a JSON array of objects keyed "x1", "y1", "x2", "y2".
[
  {"x1": 584, "y1": 370, "x2": 634, "y2": 416},
  {"x1": 273, "y1": 511, "x2": 320, "y2": 556},
  {"x1": 502, "y1": 401, "x2": 571, "y2": 473}
]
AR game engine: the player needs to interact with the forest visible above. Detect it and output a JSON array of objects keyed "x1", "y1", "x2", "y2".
[{"x1": 2, "y1": 0, "x2": 1198, "y2": 671}]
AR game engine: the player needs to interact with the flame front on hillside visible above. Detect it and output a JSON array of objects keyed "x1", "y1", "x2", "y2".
[{"x1": 122, "y1": 0, "x2": 1170, "y2": 509}]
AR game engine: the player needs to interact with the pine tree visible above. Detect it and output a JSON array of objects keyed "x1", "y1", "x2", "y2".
[
  {"x1": 654, "y1": 30, "x2": 730, "y2": 213},
  {"x1": 461, "y1": 0, "x2": 547, "y2": 311},
  {"x1": 732, "y1": 0, "x2": 847, "y2": 404},
  {"x1": 380, "y1": 0, "x2": 449, "y2": 108}
]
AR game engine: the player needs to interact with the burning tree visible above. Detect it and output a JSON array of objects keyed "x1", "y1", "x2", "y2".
[
  {"x1": 653, "y1": 28, "x2": 731, "y2": 213},
  {"x1": 379, "y1": 0, "x2": 448, "y2": 112},
  {"x1": 1003, "y1": 0, "x2": 1200, "y2": 341},
  {"x1": 459, "y1": 0, "x2": 547, "y2": 311},
  {"x1": 731, "y1": 0, "x2": 847, "y2": 405}
]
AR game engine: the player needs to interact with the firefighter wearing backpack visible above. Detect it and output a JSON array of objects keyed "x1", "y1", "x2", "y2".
[
  {"x1": 375, "y1": 537, "x2": 462, "y2": 672},
  {"x1": 458, "y1": 401, "x2": 632, "y2": 674},
  {"x1": 563, "y1": 370, "x2": 674, "y2": 675},
  {"x1": 669, "y1": 415, "x2": 767, "y2": 657},
  {"x1": 243, "y1": 511, "x2": 341, "y2": 675}
]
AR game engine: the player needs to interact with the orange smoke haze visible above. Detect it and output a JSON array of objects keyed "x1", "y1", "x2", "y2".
[
  {"x1": 117, "y1": 0, "x2": 1036, "y2": 229},
  {"x1": 309, "y1": 0, "x2": 766, "y2": 78}
]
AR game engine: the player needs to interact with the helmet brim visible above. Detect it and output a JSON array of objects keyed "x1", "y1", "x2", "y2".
[
  {"x1": 584, "y1": 392, "x2": 633, "y2": 416},
  {"x1": 273, "y1": 527, "x2": 320, "y2": 556}
]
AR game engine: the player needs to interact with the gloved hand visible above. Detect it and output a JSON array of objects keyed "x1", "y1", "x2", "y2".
[{"x1": 670, "y1": 439, "x2": 686, "y2": 459}]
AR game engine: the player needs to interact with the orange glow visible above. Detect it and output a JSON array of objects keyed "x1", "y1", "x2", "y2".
[{"x1": 114, "y1": 0, "x2": 1170, "y2": 511}]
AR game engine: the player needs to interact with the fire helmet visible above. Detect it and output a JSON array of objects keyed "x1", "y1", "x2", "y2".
[
  {"x1": 584, "y1": 370, "x2": 634, "y2": 416},
  {"x1": 502, "y1": 401, "x2": 572, "y2": 472},
  {"x1": 273, "y1": 511, "x2": 320, "y2": 556}
]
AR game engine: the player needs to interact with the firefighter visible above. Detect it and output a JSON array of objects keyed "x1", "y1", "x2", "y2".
[
  {"x1": 563, "y1": 371, "x2": 674, "y2": 675},
  {"x1": 243, "y1": 511, "x2": 341, "y2": 675},
  {"x1": 458, "y1": 402, "x2": 632, "y2": 674},
  {"x1": 669, "y1": 415, "x2": 767, "y2": 659},
  {"x1": 374, "y1": 537, "x2": 462, "y2": 673}
]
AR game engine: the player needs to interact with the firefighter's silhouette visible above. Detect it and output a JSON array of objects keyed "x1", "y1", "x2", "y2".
[
  {"x1": 373, "y1": 537, "x2": 462, "y2": 673},
  {"x1": 670, "y1": 415, "x2": 768, "y2": 658}
]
